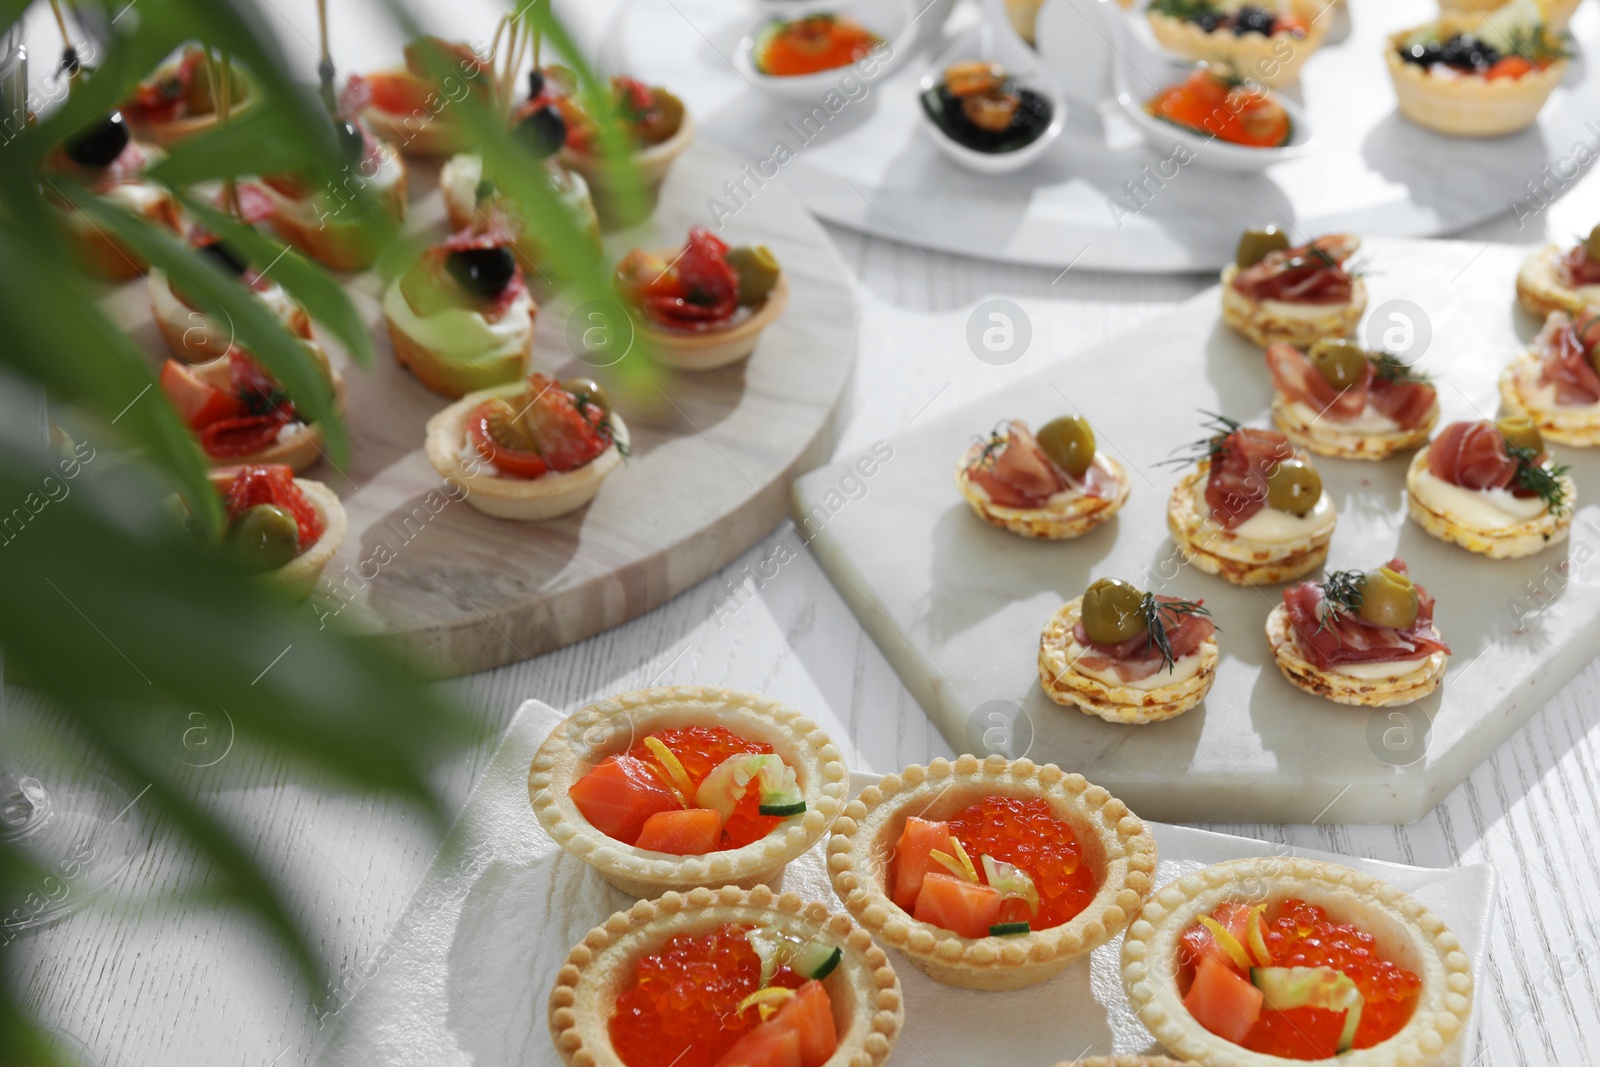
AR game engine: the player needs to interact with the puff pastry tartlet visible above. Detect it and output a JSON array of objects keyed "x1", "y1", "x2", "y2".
[
  {"x1": 1500, "y1": 309, "x2": 1600, "y2": 446},
  {"x1": 1386, "y1": 2, "x2": 1568, "y2": 138},
  {"x1": 1146, "y1": 0, "x2": 1326, "y2": 86},
  {"x1": 1267, "y1": 559, "x2": 1451, "y2": 707},
  {"x1": 150, "y1": 244, "x2": 313, "y2": 365},
  {"x1": 956, "y1": 417, "x2": 1131, "y2": 539},
  {"x1": 1515, "y1": 227, "x2": 1600, "y2": 320},
  {"x1": 1123, "y1": 858, "x2": 1473, "y2": 1065},
  {"x1": 189, "y1": 465, "x2": 346, "y2": 599},
  {"x1": 1222, "y1": 230, "x2": 1366, "y2": 348},
  {"x1": 357, "y1": 37, "x2": 494, "y2": 158},
  {"x1": 1039, "y1": 578, "x2": 1218, "y2": 724},
  {"x1": 158, "y1": 347, "x2": 344, "y2": 473},
  {"x1": 120, "y1": 45, "x2": 256, "y2": 148},
  {"x1": 555, "y1": 73, "x2": 696, "y2": 229},
  {"x1": 1165, "y1": 416, "x2": 1336, "y2": 585},
  {"x1": 828, "y1": 754, "x2": 1157, "y2": 991},
  {"x1": 1406, "y1": 418, "x2": 1574, "y2": 558},
  {"x1": 548, "y1": 885, "x2": 902, "y2": 1067},
  {"x1": 1266, "y1": 340, "x2": 1438, "y2": 459},
  {"x1": 530, "y1": 687, "x2": 848, "y2": 898}
]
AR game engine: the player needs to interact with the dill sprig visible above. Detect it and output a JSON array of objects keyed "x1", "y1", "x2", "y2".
[
  {"x1": 1158, "y1": 412, "x2": 1242, "y2": 469},
  {"x1": 1149, "y1": 0, "x2": 1218, "y2": 19},
  {"x1": 970, "y1": 421, "x2": 1012, "y2": 471},
  {"x1": 1315, "y1": 569, "x2": 1364, "y2": 633},
  {"x1": 1372, "y1": 352, "x2": 1432, "y2": 384},
  {"x1": 1140, "y1": 593, "x2": 1212, "y2": 673},
  {"x1": 1507, "y1": 25, "x2": 1569, "y2": 66},
  {"x1": 1510, "y1": 446, "x2": 1572, "y2": 516}
]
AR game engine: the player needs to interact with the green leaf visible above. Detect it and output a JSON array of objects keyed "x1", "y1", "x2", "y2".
[{"x1": 143, "y1": 103, "x2": 311, "y2": 184}]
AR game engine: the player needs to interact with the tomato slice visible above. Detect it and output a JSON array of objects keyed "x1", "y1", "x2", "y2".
[
  {"x1": 889, "y1": 816, "x2": 951, "y2": 911},
  {"x1": 632, "y1": 808, "x2": 721, "y2": 856},
  {"x1": 566, "y1": 754, "x2": 681, "y2": 846},
  {"x1": 771, "y1": 981, "x2": 837, "y2": 1067},
  {"x1": 366, "y1": 69, "x2": 431, "y2": 115},
  {"x1": 466, "y1": 400, "x2": 549, "y2": 479},
  {"x1": 912, "y1": 872, "x2": 1002, "y2": 939},
  {"x1": 224, "y1": 464, "x2": 324, "y2": 547},
  {"x1": 1184, "y1": 955, "x2": 1265, "y2": 1045},
  {"x1": 160, "y1": 360, "x2": 246, "y2": 429},
  {"x1": 710, "y1": 1020, "x2": 802, "y2": 1067}
]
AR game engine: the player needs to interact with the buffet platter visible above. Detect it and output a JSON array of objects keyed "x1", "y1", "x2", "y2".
[
  {"x1": 606, "y1": 0, "x2": 1600, "y2": 271},
  {"x1": 793, "y1": 236, "x2": 1600, "y2": 824}
]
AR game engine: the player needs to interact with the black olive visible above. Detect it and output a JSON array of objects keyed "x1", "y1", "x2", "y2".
[
  {"x1": 334, "y1": 118, "x2": 367, "y2": 165},
  {"x1": 527, "y1": 67, "x2": 545, "y2": 100},
  {"x1": 445, "y1": 246, "x2": 517, "y2": 299},
  {"x1": 1195, "y1": 12, "x2": 1221, "y2": 32},
  {"x1": 1438, "y1": 33, "x2": 1499, "y2": 71},
  {"x1": 1233, "y1": 6, "x2": 1277, "y2": 36},
  {"x1": 64, "y1": 110, "x2": 130, "y2": 168},
  {"x1": 515, "y1": 104, "x2": 567, "y2": 160},
  {"x1": 200, "y1": 241, "x2": 250, "y2": 276},
  {"x1": 1403, "y1": 40, "x2": 1444, "y2": 67}
]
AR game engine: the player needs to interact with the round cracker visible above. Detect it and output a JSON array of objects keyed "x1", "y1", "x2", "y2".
[
  {"x1": 1220, "y1": 265, "x2": 1366, "y2": 348},
  {"x1": 1038, "y1": 598, "x2": 1217, "y2": 724},
  {"x1": 1166, "y1": 466, "x2": 1333, "y2": 586},
  {"x1": 955, "y1": 447, "x2": 1131, "y2": 540},
  {"x1": 1498, "y1": 352, "x2": 1600, "y2": 447},
  {"x1": 1265, "y1": 603, "x2": 1446, "y2": 707},
  {"x1": 1271, "y1": 393, "x2": 1436, "y2": 460},
  {"x1": 1404, "y1": 449, "x2": 1573, "y2": 559}
]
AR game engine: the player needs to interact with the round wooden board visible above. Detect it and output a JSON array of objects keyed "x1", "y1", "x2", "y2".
[{"x1": 106, "y1": 142, "x2": 856, "y2": 676}]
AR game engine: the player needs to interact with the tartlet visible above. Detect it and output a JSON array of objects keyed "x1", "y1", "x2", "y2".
[
  {"x1": 1440, "y1": 0, "x2": 1581, "y2": 30},
  {"x1": 529, "y1": 687, "x2": 849, "y2": 897},
  {"x1": 1265, "y1": 340, "x2": 1438, "y2": 459},
  {"x1": 1266, "y1": 560, "x2": 1451, "y2": 707},
  {"x1": 1221, "y1": 231, "x2": 1366, "y2": 348},
  {"x1": 1405, "y1": 419, "x2": 1574, "y2": 558},
  {"x1": 1499, "y1": 309, "x2": 1600, "y2": 446},
  {"x1": 955, "y1": 417, "x2": 1131, "y2": 539},
  {"x1": 1146, "y1": 1, "x2": 1327, "y2": 86},
  {"x1": 548, "y1": 885, "x2": 903, "y2": 1067},
  {"x1": 149, "y1": 254, "x2": 313, "y2": 364},
  {"x1": 1038, "y1": 581, "x2": 1218, "y2": 724},
  {"x1": 438, "y1": 152, "x2": 600, "y2": 280},
  {"x1": 196, "y1": 465, "x2": 346, "y2": 599},
  {"x1": 555, "y1": 74, "x2": 697, "y2": 229},
  {"x1": 1515, "y1": 228, "x2": 1600, "y2": 320},
  {"x1": 357, "y1": 37, "x2": 493, "y2": 158},
  {"x1": 827, "y1": 754, "x2": 1157, "y2": 991},
  {"x1": 120, "y1": 45, "x2": 257, "y2": 148},
  {"x1": 1122, "y1": 858, "x2": 1473, "y2": 1066}
]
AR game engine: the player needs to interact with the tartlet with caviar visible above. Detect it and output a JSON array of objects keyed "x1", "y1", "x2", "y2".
[
  {"x1": 150, "y1": 232, "x2": 313, "y2": 364},
  {"x1": 1165, "y1": 415, "x2": 1336, "y2": 585},
  {"x1": 44, "y1": 108, "x2": 181, "y2": 280},
  {"x1": 1500, "y1": 309, "x2": 1600, "y2": 446},
  {"x1": 1222, "y1": 229, "x2": 1365, "y2": 348},
  {"x1": 955, "y1": 417, "x2": 1131, "y2": 539},
  {"x1": 189, "y1": 465, "x2": 346, "y2": 599},
  {"x1": 548, "y1": 886, "x2": 902, "y2": 1067},
  {"x1": 530, "y1": 687, "x2": 848, "y2": 897},
  {"x1": 119, "y1": 45, "x2": 256, "y2": 147},
  {"x1": 1267, "y1": 560, "x2": 1450, "y2": 707},
  {"x1": 828, "y1": 754, "x2": 1157, "y2": 991},
  {"x1": 1123, "y1": 857, "x2": 1473, "y2": 1065},
  {"x1": 1039, "y1": 578, "x2": 1218, "y2": 724},
  {"x1": 616, "y1": 227, "x2": 789, "y2": 371},
  {"x1": 553, "y1": 72, "x2": 695, "y2": 228},
  {"x1": 1387, "y1": 1, "x2": 1568, "y2": 138},
  {"x1": 159, "y1": 347, "x2": 344, "y2": 473},
  {"x1": 1516, "y1": 225, "x2": 1600, "y2": 320},
  {"x1": 357, "y1": 36, "x2": 493, "y2": 158},
  {"x1": 1266, "y1": 339, "x2": 1438, "y2": 459},
  {"x1": 1406, "y1": 417, "x2": 1574, "y2": 558},
  {"x1": 1145, "y1": 0, "x2": 1325, "y2": 87}
]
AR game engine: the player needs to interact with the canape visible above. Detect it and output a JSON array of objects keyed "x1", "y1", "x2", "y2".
[
  {"x1": 1516, "y1": 224, "x2": 1600, "y2": 319},
  {"x1": 43, "y1": 109, "x2": 181, "y2": 280},
  {"x1": 1266, "y1": 339, "x2": 1438, "y2": 459},
  {"x1": 553, "y1": 72, "x2": 696, "y2": 228},
  {"x1": 1501, "y1": 310, "x2": 1600, "y2": 445},
  {"x1": 1441, "y1": 0, "x2": 1581, "y2": 30},
  {"x1": 1387, "y1": 1, "x2": 1568, "y2": 138},
  {"x1": 384, "y1": 231, "x2": 536, "y2": 398},
  {"x1": 753, "y1": 14, "x2": 884, "y2": 77},
  {"x1": 827, "y1": 754, "x2": 1157, "y2": 991},
  {"x1": 1222, "y1": 229, "x2": 1365, "y2": 348},
  {"x1": 1122, "y1": 858, "x2": 1473, "y2": 1064},
  {"x1": 921, "y1": 62, "x2": 1055, "y2": 155},
  {"x1": 119, "y1": 45, "x2": 255, "y2": 148},
  {"x1": 1165, "y1": 415, "x2": 1336, "y2": 585},
  {"x1": 357, "y1": 37, "x2": 493, "y2": 158},
  {"x1": 548, "y1": 886, "x2": 903, "y2": 1067},
  {"x1": 159, "y1": 346, "x2": 344, "y2": 473},
  {"x1": 616, "y1": 226, "x2": 789, "y2": 372},
  {"x1": 955, "y1": 417, "x2": 1131, "y2": 539},
  {"x1": 150, "y1": 237, "x2": 312, "y2": 364},
  {"x1": 190, "y1": 465, "x2": 346, "y2": 599},
  {"x1": 1406, "y1": 417, "x2": 1574, "y2": 558},
  {"x1": 1145, "y1": 1, "x2": 1327, "y2": 86},
  {"x1": 1144, "y1": 69, "x2": 1292, "y2": 147},
  {"x1": 427, "y1": 373, "x2": 627, "y2": 521},
  {"x1": 529, "y1": 687, "x2": 849, "y2": 897},
  {"x1": 1266, "y1": 559, "x2": 1451, "y2": 707},
  {"x1": 1039, "y1": 578, "x2": 1218, "y2": 724}
]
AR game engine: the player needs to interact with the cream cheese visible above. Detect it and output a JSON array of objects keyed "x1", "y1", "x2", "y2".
[
  {"x1": 1284, "y1": 398, "x2": 1401, "y2": 434},
  {"x1": 1330, "y1": 655, "x2": 1433, "y2": 681},
  {"x1": 1411, "y1": 467, "x2": 1548, "y2": 528},
  {"x1": 1195, "y1": 479, "x2": 1337, "y2": 543},
  {"x1": 149, "y1": 269, "x2": 302, "y2": 349},
  {"x1": 1071, "y1": 644, "x2": 1206, "y2": 690}
]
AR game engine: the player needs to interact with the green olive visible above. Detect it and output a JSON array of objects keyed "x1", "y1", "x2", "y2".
[
  {"x1": 561, "y1": 377, "x2": 612, "y2": 415},
  {"x1": 1036, "y1": 415, "x2": 1097, "y2": 478},
  {"x1": 1308, "y1": 338, "x2": 1368, "y2": 390},
  {"x1": 1357, "y1": 566, "x2": 1419, "y2": 629},
  {"x1": 726, "y1": 245, "x2": 781, "y2": 306},
  {"x1": 1235, "y1": 226, "x2": 1290, "y2": 269},
  {"x1": 1495, "y1": 416, "x2": 1543, "y2": 456},
  {"x1": 1081, "y1": 578, "x2": 1147, "y2": 645},
  {"x1": 229, "y1": 504, "x2": 300, "y2": 573},
  {"x1": 1585, "y1": 223, "x2": 1600, "y2": 264},
  {"x1": 1265, "y1": 458, "x2": 1322, "y2": 517}
]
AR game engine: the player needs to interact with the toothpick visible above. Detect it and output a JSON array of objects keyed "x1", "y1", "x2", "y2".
[{"x1": 316, "y1": 0, "x2": 335, "y2": 109}]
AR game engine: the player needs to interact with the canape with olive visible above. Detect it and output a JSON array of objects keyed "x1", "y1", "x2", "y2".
[
  {"x1": 183, "y1": 464, "x2": 346, "y2": 599},
  {"x1": 1516, "y1": 224, "x2": 1600, "y2": 321},
  {"x1": 922, "y1": 62, "x2": 1053, "y2": 155},
  {"x1": 1222, "y1": 228, "x2": 1366, "y2": 348},
  {"x1": 1038, "y1": 577, "x2": 1219, "y2": 724},
  {"x1": 955, "y1": 415, "x2": 1131, "y2": 539},
  {"x1": 1163, "y1": 414, "x2": 1337, "y2": 585},
  {"x1": 1500, "y1": 309, "x2": 1600, "y2": 446},
  {"x1": 1266, "y1": 338, "x2": 1439, "y2": 459}
]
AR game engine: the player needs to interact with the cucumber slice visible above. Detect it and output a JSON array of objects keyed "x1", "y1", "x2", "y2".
[
  {"x1": 694, "y1": 754, "x2": 804, "y2": 824},
  {"x1": 792, "y1": 942, "x2": 842, "y2": 981},
  {"x1": 989, "y1": 921, "x2": 1031, "y2": 937},
  {"x1": 756, "y1": 759, "x2": 804, "y2": 813},
  {"x1": 1251, "y1": 966, "x2": 1365, "y2": 1053},
  {"x1": 758, "y1": 800, "x2": 807, "y2": 817}
]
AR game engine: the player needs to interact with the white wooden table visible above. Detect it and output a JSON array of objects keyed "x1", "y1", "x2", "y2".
[{"x1": 11, "y1": 1, "x2": 1600, "y2": 1062}]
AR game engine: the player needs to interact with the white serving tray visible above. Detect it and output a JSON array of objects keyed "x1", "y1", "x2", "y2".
[
  {"x1": 309, "y1": 697, "x2": 1493, "y2": 1066},
  {"x1": 792, "y1": 237, "x2": 1600, "y2": 824},
  {"x1": 604, "y1": 0, "x2": 1600, "y2": 272}
]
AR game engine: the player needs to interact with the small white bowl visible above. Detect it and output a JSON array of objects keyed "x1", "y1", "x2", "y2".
[
  {"x1": 736, "y1": 0, "x2": 917, "y2": 101},
  {"x1": 1114, "y1": 74, "x2": 1316, "y2": 174}
]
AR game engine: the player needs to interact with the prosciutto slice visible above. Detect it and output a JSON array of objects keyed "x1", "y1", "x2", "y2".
[
  {"x1": 1231, "y1": 234, "x2": 1359, "y2": 306},
  {"x1": 967, "y1": 421, "x2": 1115, "y2": 508},
  {"x1": 1205, "y1": 427, "x2": 1295, "y2": 529},
  {"x1": 1266, "y1": 343, "x2": 1437, "y2": 430},
  {"x1": 1425, "y1": 420, "x2": 1519, "y2": 491},
  {"x1": 1533, "y1": 311, "x2": 1600, "y2": 406},
  {"x1": 1072, "y1": 596, "x2": 1216, "y2": 683},
  {"x1": 1562, "y1": 244, "x2": 1600, "y2": 287},
  {"x1": 1282, "y1": 560, "x2": 1451, "y2": 670},
  {"x1": 1369, "y1": 377, "x2": 1436, "y2": 430}
]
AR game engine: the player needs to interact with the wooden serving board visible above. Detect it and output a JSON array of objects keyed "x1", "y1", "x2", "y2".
[
  {"x1": 105, "y1": 142, "x2": 856, "y2": 676},
  {"x1": 794, "y1": 238, "x2": 1600, "y2": 824}
]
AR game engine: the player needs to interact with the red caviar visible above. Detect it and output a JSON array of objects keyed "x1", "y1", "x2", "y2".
[
  {"x1": 626, "y1": 726, "x2": 784, "y2": 849},
  {"x1": 609, "y1": 923, "x2": 804, "y2": 1067},
  {"x1": 948, "y1": 795, "x2": 1097, "y2": 929},
  {"x1": 755, "y1": 15, "x2": 882, "y2": 77}
]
